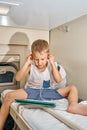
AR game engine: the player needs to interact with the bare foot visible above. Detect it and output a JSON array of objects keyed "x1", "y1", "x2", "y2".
[{"x1": 66, "y1": 103, "x2": 87, "y2": 116}]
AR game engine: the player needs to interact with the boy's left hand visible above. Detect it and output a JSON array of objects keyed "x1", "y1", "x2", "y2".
[{"x1": 48, "y1": 54, "x2": 55, "y2": 64}]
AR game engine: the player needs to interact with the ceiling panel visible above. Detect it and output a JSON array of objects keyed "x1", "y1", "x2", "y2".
[{"x1": 0, "y1": 0, "x2": 87, "y2": 30}]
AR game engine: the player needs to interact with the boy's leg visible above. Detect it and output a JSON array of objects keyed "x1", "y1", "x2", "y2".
[
  {"x1": 0, "y1": 89, "x2": 27, "y2": 130},
  {"x1": 57, "y1": 85, "x2": 78, "y2": 104},
  {"x1": 57, "y1": 85, "x2": 87, "y2": 116}
]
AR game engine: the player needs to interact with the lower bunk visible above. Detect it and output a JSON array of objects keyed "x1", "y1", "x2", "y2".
[{"x1": 1, "y1": 89, "x2": 87, "y2": 130}]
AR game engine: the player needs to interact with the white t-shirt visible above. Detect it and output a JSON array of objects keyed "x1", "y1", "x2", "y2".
[{"x1": 25, "y1": 61, "x2": 66, "y2": 88}]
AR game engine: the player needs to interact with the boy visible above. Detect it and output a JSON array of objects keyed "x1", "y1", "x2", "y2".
[{"x1": 0, "y1": 39, "x2": 87, "y2": 130}]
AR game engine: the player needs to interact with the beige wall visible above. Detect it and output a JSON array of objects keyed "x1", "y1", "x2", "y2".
[
  {"x1": 0, "y1": 26, "x2": 49, "y2": 45},
  {"x1": 50, "y1": 14, "x2": 87, "y2": 100},
  {"x1": 0, "y1": 26, "x2": 49, "y2": 62}
]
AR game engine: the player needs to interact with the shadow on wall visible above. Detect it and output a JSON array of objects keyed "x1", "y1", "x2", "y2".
[{"x1": 9, "y1": 32, "x2": 29, "y2": 45}]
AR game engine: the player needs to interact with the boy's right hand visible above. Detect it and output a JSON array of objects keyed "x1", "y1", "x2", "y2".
[{"x1": 26, "y1": 54, "x2": 33, "y2": 65}]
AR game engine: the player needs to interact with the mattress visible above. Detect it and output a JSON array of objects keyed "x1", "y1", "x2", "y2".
[{"x1": 1, "y1": 89, "x2": 87, "y2": 130}]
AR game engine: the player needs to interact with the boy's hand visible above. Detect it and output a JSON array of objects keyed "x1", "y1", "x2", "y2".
[
  {"x1": 26, "y1": 54, "x2": 33, "y2": 65},
  {"x1": 48, "y1": 54, "x2": 55, "y2": 65}
]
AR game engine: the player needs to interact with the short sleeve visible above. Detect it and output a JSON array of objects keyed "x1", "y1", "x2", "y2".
[{"x1": 57, "y1": 63, "x2": 67, "y2": 88}]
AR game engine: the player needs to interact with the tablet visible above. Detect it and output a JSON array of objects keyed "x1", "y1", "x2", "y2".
[{"x1": 15, "y1": 99, "x2": 56, "y2": 107}]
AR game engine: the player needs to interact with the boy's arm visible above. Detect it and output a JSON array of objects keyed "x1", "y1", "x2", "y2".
[
  {"x1": 15, "y1": 55, "x2": 32, "y2": 81},
  {"x1": 48, "y1": 54, "x2": 62, "y2": 83}
]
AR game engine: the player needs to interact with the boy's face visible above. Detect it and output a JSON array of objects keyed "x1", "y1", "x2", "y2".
[{"x1": 32, "y1": 51, "x2": 48, "y2": 69}]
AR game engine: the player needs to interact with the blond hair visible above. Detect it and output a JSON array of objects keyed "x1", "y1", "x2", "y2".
[{"x1": 31, "y1": 39, "x2": 49, "y2": 53}]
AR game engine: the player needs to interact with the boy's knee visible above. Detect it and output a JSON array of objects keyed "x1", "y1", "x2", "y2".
[
  {"x1": 4, "y1": 92, "x2": 14, "y2": 102},
  {"x1": 70, "y1": 85, "x2": 77, "y2": 91}
]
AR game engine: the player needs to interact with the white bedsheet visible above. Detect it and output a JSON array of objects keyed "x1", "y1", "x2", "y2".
[{"x1": 18, "y1": 99, "x2": 87, "y2": 130}]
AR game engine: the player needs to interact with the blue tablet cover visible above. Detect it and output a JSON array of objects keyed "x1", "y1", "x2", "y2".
[{"x1": 15, "y1": 99, "x2": 56, "y2": 107}]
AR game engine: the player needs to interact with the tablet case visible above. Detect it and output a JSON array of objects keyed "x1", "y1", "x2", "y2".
[{"x1": 15, "y1": 99, "x2": 56, "y2": 107}]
